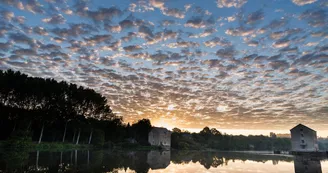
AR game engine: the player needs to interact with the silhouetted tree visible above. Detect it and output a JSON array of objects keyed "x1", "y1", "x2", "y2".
[{"x1": 131, "y1": 119, "x2": 152, "y2": 144}]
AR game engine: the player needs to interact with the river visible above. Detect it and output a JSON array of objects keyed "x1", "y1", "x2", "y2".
[{"x1": 0, "y1": 150, "x2": 327, "y2": 172}]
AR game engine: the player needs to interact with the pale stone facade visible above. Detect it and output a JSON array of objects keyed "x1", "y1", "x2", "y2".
[
  {"x1": 290, "y1": 124, "x2": 318, "y2": 152},
  {"x1": 148, "y1": 127, "x2": 171, "y2": 148}
]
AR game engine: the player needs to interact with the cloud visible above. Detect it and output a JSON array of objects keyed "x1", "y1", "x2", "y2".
[
  {"x1": 216, "y1": 47, "x2": 237, "y2": 58},
  {"x1": 98, "y1": 40, "x2": 121, "y2": 51},
  {"x1": 162, "y1": 8, "x2": 185, "y2": 19},
  {"x1": 204, "y1": 37, "x2": 232, "y2": 47},
  {"x1": 14, "y1": 16, "x2": 25, "y2": 24},
  {"x1": 150, "y1": 0, "x2": 165, "y2": 9},
  {"x1": 0, "y1": 0, "x2": 24, "y2": 10},
  {"x1": 202, "y1": 59, "x2": 222, "y2": 68},
  {"x1": 42, "y1": 14, "x2": 66, "y2": 24},
  {"x1": 225, "y1": 27, "x2": 254, "y2": 36},
  {"x1": 162, "y1": 30, "x2": 178, "y2": 40},
  {"x1": 279, "y1": 46, "x2": 298, "y2": 53},
  {"x1": 25, "y1": 0, "x2": 44, "y2": 14},
  {"x1": 246, "y1": 10, "x2": 264, "y2": 24},
  {"x1": 62, "y1": 8, "x2": 73, "y2": 15},
  {"x1": 266, "y1": 18, "x2": 288, "y2": 29},
  {"x1": 33, "y1": 26, "x2": 48, "y2": 35},
  {"x1": 138, "y1": 25, "x2": 154, "y2": 38},
  {"x1": 272, "y1": 39, "x2": 290, "y2": 48},
  {"x1": 227, "y1": 16, "x2": 236, "y2": 22},
  {"x1": 288, "y1": 68, "x2": 311, "y2": 76},
  {"x1": 299, "y1": 9, "x2": 327, "y2": 27},
  {"x1": 305, "y1": 42, "x2": 318, "y2": 47},
  {"x1": 126, "y1": 52, "x2": 149, "y2": 60},
  {"x1": 123, "y1": 45, "x2": 142, "y2": 52},
  {"x1": 1, "y1": 10, "x2": 14, "y2": 21},
  {"x1": 105, "y1": 24, "x2": 122, "y2": 33},
  {"x1": 119, "y1": 19, "x2": 135, "y2": 30},
  {"x1": 270, "y1": 31, "x2": 285, "y2": 40},
  {"x1": 8, "y1": 33, "x2": 36, "y2": 48},
  {"x1": 247, "y1": 40, "x2": 259, "y2": 47},
  {"x1": 216, "y1": 0, "x2": 247, "y2": 8},
  {"x1": 12, "y1": 48, "x2": 37, "y2": 56},
  {"x1": 47, "y1": 51, "x2": 69, "y2": 60},
  {"x1": 84, "y1": 34, "x2": 112, "y2": 46},
  {"x1": 0, "y1": 41, "x2": 12, "y2": 51},
  {"x1": 128, "y1": 2, "x2": 154, "y2": 13},
  {"x1": 6, "y1": 61, "x2": 30, "y2": 68},
  {"x1": 51, "y1": 23, "x2": 97, "y2": 37},
  {"x1": 185, "y1": 16, "x2": 214, "y2": 28},
  {"x1": 167, "y1": 41, "x2": 200, "y2": 48},
  {"x1": 40, "y1": 43, "x2": 61, "y2": 51},
  {"x1": 121, "y1": 32, "x2": 137, "y2": 42},
  {"x1": 161, "y1": 19, "x2": 175, "y2": 26},
  {"x1": 268, "y1": 60, "x2": 289, "y2": 71},
  {"x1": 83, "y1": 7, "x2": 123, "y2": 22},
  {"x1": 189, "y1": 28, "x2": 217, "y2": 38},
  {"x1": 1, "y1": 0, "x2": 328, "y2": 131},
  {"x1": 291, "y1": 0, "x2": 317, "y2": 6},
  {"x1": 184, "y1": 4, "x2": 192, "y2": 11}
]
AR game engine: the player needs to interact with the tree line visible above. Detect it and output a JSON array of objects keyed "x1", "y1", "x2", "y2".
[
  {"x1": 0, "y1": 69, "x2": 151, "y2": 147},
  {"x1": 171, "y1": 127, "x2": 291, "y2": 151}
]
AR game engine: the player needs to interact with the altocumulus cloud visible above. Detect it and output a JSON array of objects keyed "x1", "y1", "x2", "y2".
[{"x1": 0, "y1": 0, "x2": 327, "y2": 131}]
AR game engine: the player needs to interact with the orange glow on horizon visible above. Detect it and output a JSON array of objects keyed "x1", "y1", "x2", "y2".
[{"x1": 151, "y1": 118, "x2": 174, "y2": 130}]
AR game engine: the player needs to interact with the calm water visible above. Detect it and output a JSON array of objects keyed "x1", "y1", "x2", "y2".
[{"x1": 0, "y1": 150, "x2": 327, "y2": 173}]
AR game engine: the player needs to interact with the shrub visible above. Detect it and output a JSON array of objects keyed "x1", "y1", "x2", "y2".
[
  {"x1": 103, "y1": 141, "x2": 114, "y2": 149},
  {"x1": 92, "y1": 129, "x2": 105, "y2": 147},
  {"x1": 5, "y1": 130, "x2": 33, "y2": 149}
]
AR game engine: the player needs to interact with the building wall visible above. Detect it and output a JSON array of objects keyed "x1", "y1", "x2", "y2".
[
  {"x1": 291, "y1": 125, "x2": 318, "y2": 152},
  {"x1": 148, "y1": 128, "x2": 171, "y2": 147}
]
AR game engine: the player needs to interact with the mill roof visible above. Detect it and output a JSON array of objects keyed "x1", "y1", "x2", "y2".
[
  {"x1": 150, "y1": 127, "x2": 172, "y2": 134},
  {"x1": 290, "y1": 124, "x2": 316, "y2": 132}
]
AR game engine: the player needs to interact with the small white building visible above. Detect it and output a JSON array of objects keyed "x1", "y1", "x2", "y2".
[
  {"x1": 148, "y1": 127, "x2": 171, "y2": 148},
  {"x1": 290, "y1": 124, "x2": 318, "y2": 152}
]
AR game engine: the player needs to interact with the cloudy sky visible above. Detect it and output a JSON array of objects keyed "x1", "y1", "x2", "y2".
[{"x1": 0, "y1": 0, "x2": 327, "y2": 136}]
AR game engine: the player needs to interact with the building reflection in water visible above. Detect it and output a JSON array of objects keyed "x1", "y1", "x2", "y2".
[
  {"x1": 147, "y1": 150, "x2": 171, "y2": 170},
  {"x1": 294, "y1": 156, "x2": 322, "y2": 173}
]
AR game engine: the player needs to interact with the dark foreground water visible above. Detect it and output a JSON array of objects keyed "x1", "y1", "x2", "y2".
[{"x1": 0, "y1": 150, "x2": 327, "y2": 173}]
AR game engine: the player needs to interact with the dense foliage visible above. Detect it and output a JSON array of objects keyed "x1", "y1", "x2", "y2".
[
  {"x1": 171, "y1": 127, "x2": 291, "y2": 151},
  {"x1": 0, "y1": 69, "x2": 151, "y2": 147}
]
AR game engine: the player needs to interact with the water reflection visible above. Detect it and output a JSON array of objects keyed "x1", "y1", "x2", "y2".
[
  {"x1": 0, "y1": 150, "x2": 327, "y2": 173},
  {"x1": 147, "y1": 150, "x2": 170, "y2": 169},
  {"x1": 294, "y1": 156, "x2": 322, "y2": 173}
]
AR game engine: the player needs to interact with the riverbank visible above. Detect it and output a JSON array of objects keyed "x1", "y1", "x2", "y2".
[
  {"x1": 0, "y1": 140, "x2": 93, "y2": 152},
  {"x1": 0, "y1": 140, "x2": 167, "y2": 152}
]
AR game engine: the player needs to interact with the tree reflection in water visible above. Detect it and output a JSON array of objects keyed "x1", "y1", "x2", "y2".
[{"x1": 0, "y1": 150, "x2": 326, "y2": 173}]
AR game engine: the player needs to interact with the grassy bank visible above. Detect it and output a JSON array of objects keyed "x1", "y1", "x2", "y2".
[
  {"x1": 0, "y1": 140, "x2": 93, "y2": 152},
  {"x1": 35, "y1": 142, "x2": 92, "y2": 151},
  {"x1": 0, "y1": 140, "x2": 165, "y2": 152}
]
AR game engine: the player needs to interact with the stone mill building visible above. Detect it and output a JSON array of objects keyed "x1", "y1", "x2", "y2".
[
  {"x1": 290, "y1": 124, "x2": 318, "y2": 152},
  {"x1": 148, "y1": 127, "x2": 171, "y2": 148}
]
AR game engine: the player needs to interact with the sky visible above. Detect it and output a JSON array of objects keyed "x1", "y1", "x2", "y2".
[{"x1": 0, "y1": 0, "x2": 327, "y2": 136}]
